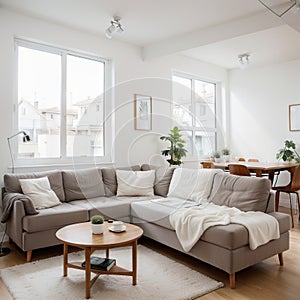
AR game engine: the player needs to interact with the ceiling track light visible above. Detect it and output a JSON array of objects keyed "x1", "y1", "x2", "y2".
[
  {"x1": 105, "y1": 16, "x2": 124, "y2": 39},
  {"x1": 238, "y1": 53, "x2": 250, "y2": 69},
  {"x1": 258, "y1": 0, "x2": 300, "y2": 17}
]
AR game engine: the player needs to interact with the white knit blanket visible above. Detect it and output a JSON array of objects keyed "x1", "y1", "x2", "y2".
[{"x1": 169, "y1": 203, "x2": 280, "y2": 252}]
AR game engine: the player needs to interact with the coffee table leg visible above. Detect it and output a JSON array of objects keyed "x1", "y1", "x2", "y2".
[
  {"x1": 85, "y1": 247, "x2": 91, "y2": 299},
  {"x1": 63, "y1": 243, "x2": 68, "y2": 277},
  {"x1": 132, "y1": 240, "x2": 137, "y2": 285},
  {"x1": 106, "y1": 248, "x2": 109, "y2": 258}
]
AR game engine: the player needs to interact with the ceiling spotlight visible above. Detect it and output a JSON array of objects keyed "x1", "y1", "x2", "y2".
[
  {"x1": 238, "y1": 53, "x2": 250, "y2": 69},
  {"x1": 105, "y1": 16, "x2": 124, "y2": 39}
]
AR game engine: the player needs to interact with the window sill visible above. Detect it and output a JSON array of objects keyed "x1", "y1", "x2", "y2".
[{"x1": 8, "y1": 161, "x2": 115, "y2": 173}]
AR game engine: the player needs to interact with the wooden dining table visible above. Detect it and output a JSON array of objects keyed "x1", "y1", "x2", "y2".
[{"x1": 213, "y1": 161, "x2": 298, "y2": 183}]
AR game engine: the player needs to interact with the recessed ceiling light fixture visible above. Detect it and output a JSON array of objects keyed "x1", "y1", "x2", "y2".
[
  {"x1": 105, "y1": 16, "x2": 124, "y2": 39},
  {"x1": 238, "y1": 53, "x2": 250, "y2": 69},
  {"x1": 258, "y1": 0, "x2": 300, "y2": 17}
]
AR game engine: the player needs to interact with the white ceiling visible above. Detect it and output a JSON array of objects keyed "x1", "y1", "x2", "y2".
[
  {"x1": 1, "y1": 0, "x2": 300, "y2": 69},
  {"x1": 182, "y1": 25, "x2": 300, "y2": 69}
]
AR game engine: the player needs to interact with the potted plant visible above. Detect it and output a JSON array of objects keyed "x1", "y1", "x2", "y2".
[
  {"x1": 212, "y1": 151, "x2": 222, "y2": 163},
  {"x1": 91, "y1": 215, "x2": 104, "y2": 234},
  {"x1": 276, "y1": 140, "x2": 300, "y2": 164},
  {"x1": 160, "y1": 126, "x2": 187, "y2": 166},
  {"x1": 222, "y1": 148, "x2": 231, "y2": 162}
]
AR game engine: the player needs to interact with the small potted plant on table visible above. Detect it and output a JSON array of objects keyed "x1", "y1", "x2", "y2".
[
  {"x1": 91, "y1": 215, "x2": 104, "y2": 234},
  {"x1": 222, "y1": 148, "x2": 231, "y2": 162},
  {"x1": 212, "y1": 151, "x2": 222, "y2": 163}
]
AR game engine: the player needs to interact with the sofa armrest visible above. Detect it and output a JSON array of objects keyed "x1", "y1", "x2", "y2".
[
  {"x1": 6, "y1": 200, "x2": 26, "y2": 249},
  {"x1": 268, "y1": 211, "x2": 291, "y2": 233}
]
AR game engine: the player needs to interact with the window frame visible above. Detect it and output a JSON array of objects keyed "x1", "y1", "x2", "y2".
[
  {"x1": 13, "y1": 38, "x2": 114, "y2": 167},
  {"x1": 172, "y1": 71, "x2": 218, "y2": 160}
]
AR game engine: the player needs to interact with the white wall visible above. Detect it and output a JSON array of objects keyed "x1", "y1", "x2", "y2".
[
  {"x1": 229, "y1": 60, "x2": 300, "y2": 162},
  {"x1": 0, "y1": 8, "x2": 228, "y2": 186},
  {"x1": 229, "y1": 59, "x2": 300, "y2": 192}
]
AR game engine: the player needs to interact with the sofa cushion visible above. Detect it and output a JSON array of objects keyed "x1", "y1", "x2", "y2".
[
  {"x1": 116, "y1": 170, "x2": 155, "y2": 196},
  {"x1": 201, "y1": 211, "x2": 290, "y2": 249},
  {"x1": 23, "y1": 203, "x2": 88, "y2": 233},
  {"x1": 68, "y1": 196, "x2": 158, "y2": 220},
  {"x1": 62, "y1": 168, "x2": 105, "y2": 201},
  {"x1": 101, "y1": 165, "x2": 141, "y2": 196},
  {"x1": 131, "y1": 199, "x2": 249, "y2": 249},
  {"x1": 209, "y1": 173, "x2": 271, "y2": 212},
  {"x1": 131, "y1": 198, "x2": 199, "y2": 230},
  {"x1": 19, "y1": 177, "x2": 61, "y2": 209},
  {"x1": 141, "y1": 164, "x2": 175, "y2": 197},
  {"x1": 4, "y1": 170, "x2": 65, "y2": 201}
]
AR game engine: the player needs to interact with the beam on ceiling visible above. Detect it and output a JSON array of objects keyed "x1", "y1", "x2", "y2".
[{"x1": 142, "y1": 11, "x2": 283, "y2": 60}]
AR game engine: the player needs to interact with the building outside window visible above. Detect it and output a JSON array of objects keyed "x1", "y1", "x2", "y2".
[
  {"x1": 16, "y1": 39, "x2": 110, "y2": 162},
  {"x1": 172, "y1": 74, "x2": 217, "y2": 158}
]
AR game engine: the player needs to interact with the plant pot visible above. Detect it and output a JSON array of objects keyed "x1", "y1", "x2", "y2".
[
  {"x1": 223, "y1": 155, "x2": 230, "y2": 162},
  {"x1": 214, "y1": 158, "x2": 222, "y2": 163},
  {"x1": 282, "y1": 160, "x2": 294, "y2": 165},
  {"x1": 91, "y1": 223, "x2": 104, "y2": 234}
]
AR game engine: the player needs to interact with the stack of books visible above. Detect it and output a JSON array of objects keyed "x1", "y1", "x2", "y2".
[{"x1": 82, "y1": 256, "x2": 116, "y2": 271}]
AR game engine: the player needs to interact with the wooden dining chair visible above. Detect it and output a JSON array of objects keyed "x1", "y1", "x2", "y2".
[
  {"x1": 273, "y1": 165, "x2": 300, "y2": 228},
  {"x1": 248, "y1": 159, "x2": 259, "y2": 162},
  {"x1": 201, "y1": 161, "x2": 215, "y2": 169},
  {"x1": 228, "y1": 164, "x2": 251, "y2": 176},
  {"x1": 237, "y1": 157, "x2": 246, "y2": 162}
]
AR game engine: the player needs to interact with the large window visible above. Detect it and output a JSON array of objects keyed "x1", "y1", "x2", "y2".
[
  {"x1": 16, "y1": 39, "x2": 110, "y2": 162},
  {"x1": 172, "y1": 74, "x2": 217, "y2": 158}
]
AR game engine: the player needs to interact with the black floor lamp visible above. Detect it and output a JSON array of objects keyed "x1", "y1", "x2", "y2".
[
  {"x1": 0, "y1": 227, "x2": 10, "y2": 257},
  {"x1": 0, "y1": 131, "x2": 31, "y2": 257},
  {"x1": 7, "y1": 131, "x2": 31, "y2": 173}
]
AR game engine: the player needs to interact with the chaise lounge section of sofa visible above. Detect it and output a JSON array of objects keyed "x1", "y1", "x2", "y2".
[
  {"x1": 131, "y1": 168, "x2": 290, "y2": 288},
  {"x1": 1, "y1": 165, "x2": 290, "y2": 288}
]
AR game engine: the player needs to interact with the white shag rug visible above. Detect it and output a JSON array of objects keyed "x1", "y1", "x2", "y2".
[{"x1": 0, "y1": 245, "x2": 223, "y2": 300}]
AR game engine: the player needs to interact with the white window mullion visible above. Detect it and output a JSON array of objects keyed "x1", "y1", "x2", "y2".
[
  {"x1": 191, "y1": 78, "x2": 196, "y2": 156},
  {"x1": 60, "y1": 53, "x2": 67, "y2": 159}
]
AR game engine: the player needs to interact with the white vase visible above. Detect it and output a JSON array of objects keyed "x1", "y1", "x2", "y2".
[
  {"x1": 282, "y1": 160, "x2": 294, "y2": 165},
  {"x1": 223, "y1": 155, "x2": 230, "y2": 162},
  {"x1": 92, "y1": 223, "x2": 104, "y2": 234}
]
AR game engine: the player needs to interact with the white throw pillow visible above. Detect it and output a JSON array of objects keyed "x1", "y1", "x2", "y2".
[
  {"x1": 116, "y1": 170, "x2": 155, "y2": 196},
  {"x1": 167, "y1": 168, "x2": 221, "y2": 202},
  {"x1": 19, "y1": 177, "x2": 61, "y2": 209}
]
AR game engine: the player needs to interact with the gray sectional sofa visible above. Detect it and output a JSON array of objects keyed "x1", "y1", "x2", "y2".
[{"x1": 1, "y1": 164, "x2": 290, "y2": 288}]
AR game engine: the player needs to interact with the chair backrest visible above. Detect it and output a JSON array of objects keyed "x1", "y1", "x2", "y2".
[
  {"x1": 237, "y1": 157, "x2": 246, "y2": 162},
  {"x1": 290, "y1": 165, "x2": 300, "y2": 191},
  {"x1": 248, "y1": 159, "x2": 259, "y2": 162},
  {"x1": 201, "y1": 162, "x2": 215, "y2": 169},
  {"x1": 228, "y1": 164, "x2": 251, "y2": 176}
]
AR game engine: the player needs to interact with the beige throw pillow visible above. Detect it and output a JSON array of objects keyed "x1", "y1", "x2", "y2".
[
  {"x1": 116, "y1": 170, "x2": 155, "y2": 196},
  {"x1": 167, "y1": 168, "x2": 221, "y2": 202},
  {"x1": 19, "y1": 176, "x2": 61, "y2": 209}
]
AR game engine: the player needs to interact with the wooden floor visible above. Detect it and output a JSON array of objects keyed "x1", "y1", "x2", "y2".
[{"x1": 0, "y1": 207, "x2": 299, "y2": 300}]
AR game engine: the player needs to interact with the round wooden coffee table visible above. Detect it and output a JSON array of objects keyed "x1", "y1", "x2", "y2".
[{"x1": 56, "y1": 222, "x2": 143, "y2": 299}]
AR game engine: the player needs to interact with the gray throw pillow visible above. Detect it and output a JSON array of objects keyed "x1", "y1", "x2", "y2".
[
  {"x1": 209, "y1": 172, "x2": 271, "y2": 212},
  {"x1": 62, "y1": 168, "x2": 105, "y2": 201},
  {"x1": 141, "y1": 164, "x2": 175, "y2": 197}
]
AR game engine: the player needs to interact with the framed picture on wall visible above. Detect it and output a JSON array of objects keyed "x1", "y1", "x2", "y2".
[
  {"x1": 134, "y1": 94, "x2": 152, "y2": 131},
  {"x1": 289, "y1": 104, "x2": 300, "y2": 131}
]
